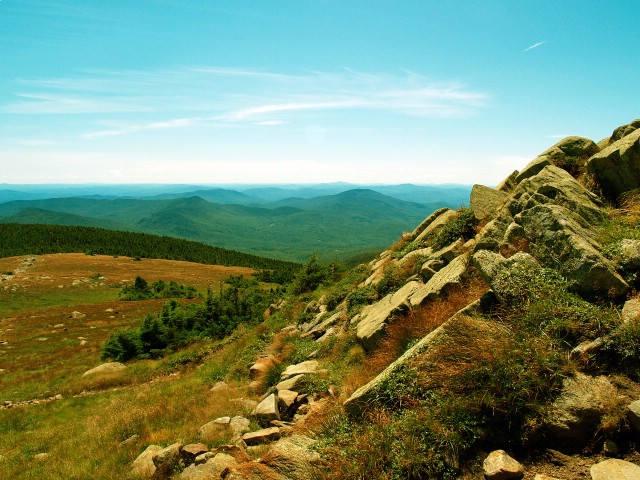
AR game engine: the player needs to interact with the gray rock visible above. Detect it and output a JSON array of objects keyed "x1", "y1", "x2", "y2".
[
  {"x1": 515, "y1": 204, "x2": 629, "y2": 297},
  {"x1": 277, "y1": 389, "x2": 299, "y2": 412},
  {"x1": 276, "y1": 374, "x2": 305, "y2": 392},
  {"x1": 414, "y1": 209, "x2": 460, "y2": 244},
  {"x1": 410, "y1": 207, "x2": 451, "y2": 238},
  {"x1": 588, "y1": 128, "x2": 640, "y2": 202},
  {"x1": 482, "y1": 450, "x2": 524, "y2": 480},
  {"x1": 569, "y1": 337, "x2": 606, "y2": 361},
  {"x1": 252, "y1": 393, "x2": 280, "y2": 425},
  {"x1": 179, "y1": 453, "x2": 238, "y2": 480},
  {"x1": 194, "y1": 452, "x2": 215, "y2": 465},
  {"x1": 198, "y1": 417, "x2": 230, "y2": 440},
  {"x1": 496, "y1": 170, "x2": 519, "y2": 193},
  {"x1": 152, "y1": 442, "x2": 183, "y2": 479},
  {"x1": 590, "y1": 458, "x2": 640, "y2": 480},
  {"x1": 260, "y1": 435, "x2": 321, "y2": 478},
  {"x1": 545, "y1": 373, "x2": 619, "y2": 450},
  {"x1": 517, "y1": 136, "x2": 598, "y2": 182},
  {"x1": 619, "y1": 239, "x2": 640, "y2": 270},
  {"x1": 408, "y1": 252, "x2": 470, "y2": 307},
  {"x1": 353, "y1": 280, "x2": 423, "y2": 352},
  {"x1": 229, "y1": 416, "x2": 251, "y2": 440},
  {"x1": 280, "y1": 360, "x2": 318, "y2": 380},
  {"x1": 470, "y1": 184, "x2": 509, "y2": 220}
]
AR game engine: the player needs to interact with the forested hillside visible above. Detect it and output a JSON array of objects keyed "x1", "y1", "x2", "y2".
[{"x1": 0, "y1": 223, "x2": 299, "y2": 282}]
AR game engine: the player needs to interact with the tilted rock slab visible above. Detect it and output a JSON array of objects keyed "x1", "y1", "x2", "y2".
[
  {"x1": 352, "y1": 280, "x2": 423, "y2": 352},
  {"x1": 252, "y1": 393, "x2": 280, "y2": 425},
  {"x1": 344, "y1": 303, "x2": 484, "y2": 415},
  {"x1": 259, "y1": 435, "x2": 321, "y2": 479},
  {"x1": 131, "y1": 445, "x2": 163, "y2": 479},
  {"x1": 280, "y1": 360, "x2": 319, "y2": 380},
  {"x1": 408, "y1": 252, "x2": 470, "y2": 307},
  {"x1": 410, "y1": 207, "x2": 450, "y2": 238},
  {"x1": 179, "y1": 453, "x2": 238, "y2": 480},
  {"x1": 588, "y1": 128, "x2": 640, "y2": 202},
  {"x1": 242, "y1": 427, "x2": 281, "y2": 446}
]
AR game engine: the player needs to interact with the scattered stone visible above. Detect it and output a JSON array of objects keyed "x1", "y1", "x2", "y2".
[
  {"x1": 590, "y1": 458, "x2": 640, "y2": 480},
  {"x1": 198, "y1": 417, "x2": 230, "y2": 440},
  {"x1": 33, "y1": 452, "x2": 49, "y2": 461},
  {"x1": 82, "y1": 362, "x2": 126, "y2": 377},
  {"x1": 622, "y1": 299, "x2": 640, "y2": 325},
  {"x1": 482, "y1": 450, "x2": 524, "y2": 480},
  {"x1": 618, "y1": 239, "x2": 640, "y2": 270},
  {"x1": 214, "y1": 444, "x2": 250, "y2": 463},
  {"x1": 276, "y1": 374, "x2": 305, "y2": 392},
  {"x1": 277, "y1": 389, "x2": 299, "y2": 412},
  {"x1": 545, "y1": 373, "x2": 619, "y2": 450},
  {"x1": 70, "y1": 311, "x2": 86, "y2": 319},
  {"x1": 194, "y1": 451, "x2": 215, "y2": 465},
  {"x1": 260, "y1": 435, "x2": 321, "y2": 478},
  {"x1": 241, "y1": 427, "x2": 281, "y2": 446},
  {"x1": 53, "y1": 323, "x2": 65, "y2": 329}
]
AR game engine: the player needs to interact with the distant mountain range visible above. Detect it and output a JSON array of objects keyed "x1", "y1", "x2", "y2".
[{"x1": 0, "y1": 183, "x2": 471, "y2": 262}]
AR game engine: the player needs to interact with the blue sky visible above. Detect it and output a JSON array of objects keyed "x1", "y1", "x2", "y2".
[{"x1": 1, "y1": 1, "x2": 638, "y2": 185}]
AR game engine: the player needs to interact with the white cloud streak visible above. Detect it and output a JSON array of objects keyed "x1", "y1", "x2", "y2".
[
  {"x1": 524, "y1": 41, "x2": 546, "y2": 52},
  {"x1": 2, "y1": 67, "x2": 489, "y2": 138}
]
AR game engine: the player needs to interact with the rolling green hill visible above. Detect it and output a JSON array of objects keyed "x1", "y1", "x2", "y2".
[{"x1": 0, "y1": 188, "x2": 455, "y2": 262}]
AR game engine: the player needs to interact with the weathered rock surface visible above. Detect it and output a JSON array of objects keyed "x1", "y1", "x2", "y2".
[
  {"x1": 622, "y1": 299, "x2": 640, "y2": 325},
  {"x1": 280, "y1": 360, "x2": 318, "y2": 380},
  {"x1": 352, "y1": 280, "x2": 423, "y2": 351},
  {"x1": 260, "y1": 435, "x2": 321, "y2": 479},
  {"x1": 252, "y1": 394, "x2": 280, "y2": 425},
  {"x1": 408, "y1": 252, "x2": 470, "y2": 307},
  {"x1": 152, "y1": 443, "x2": 183, "y2": 479},
  {"x1": 179, "y1": 452, "x2": 238, "y2": 480},
  {"x1": 276, "y1": 374, "x2": 304, "y2": 392},
  {"x1": 627, "y1": 399, "x2": 640, "y2": 433},
  {"x1": 82, "y1": 362, "x2": 126, "y2": 377},
  {"x1": 588, "y1": 128, "x2": 640, "y2": 202},
  {"x1": 470, "y1": 184, "x2": 509, "y2": 220},
  {"x1": 619, "y1": 239, "x2": 640, "y2": 270},
  {"x1": 545, "y1": 373, "x2": 620, "y2": 450},
  {"x1": 410, "y1": 207, "x2": 450, "y2": 238},
  {"x1": 482, "y1": 449, "x2": 524, "y2": 480},
  {"x1": 414, "y1": 209, "x2": 459, "y2": 243},
  {"x1": 590, "y1": 458, "x2": 640, "y2": 480},
  {"x1": 181, "y1": 443, "x2": 209, "y2": 464}
]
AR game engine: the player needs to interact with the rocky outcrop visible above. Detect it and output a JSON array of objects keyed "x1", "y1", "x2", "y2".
[
  {"x1": 408, "y1": 252, "x2": 469, "y2": 307},
  {"x1": 588, "y1": 128, "x2": 640, "y2": 202}
]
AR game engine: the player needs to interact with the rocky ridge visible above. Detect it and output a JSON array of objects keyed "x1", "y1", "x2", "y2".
[{"x1": 129, "y1": 119, "x2": 640, "y2": 479}]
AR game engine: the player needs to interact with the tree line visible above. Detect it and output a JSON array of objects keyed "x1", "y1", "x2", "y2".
[{"x1": 0, "y1": 223, "x2": 299, "y2": 282}]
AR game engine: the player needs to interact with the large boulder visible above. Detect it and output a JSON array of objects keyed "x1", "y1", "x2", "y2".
[
  {"x1": 470, "y1": 184, "x2": 509, "y2": 220},
  {"x1": 545, "y1": 373, "x2": 620, "y2": 451},
  {"x1": 515, "y1": 204, "x2": 628, "y2": 297},
  {"x1": 609, "y1": 119, "x2": 640, "y2": 144},
  {"x1": 252, "y1": 393, "x2": 280, "y2": 425},
  {"x1": 590, "y1": 458, "x2": 640, "y2": 480},
  {"x1": 588, "y1": 128, "x2": 640, "y2": 202}
]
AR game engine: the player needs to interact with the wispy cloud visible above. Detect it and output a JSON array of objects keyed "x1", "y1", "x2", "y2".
[
  {"x1": 524, "y1": 41, "x2": 546, "y2": 52},
  {"x1": 2, "y1": 67, "x2": 489, "y2": 138}
]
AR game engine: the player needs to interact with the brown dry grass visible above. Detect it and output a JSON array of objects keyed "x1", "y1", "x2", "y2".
[{"x1": 340, "y1": 274, "x2": 489, "y2": 400}]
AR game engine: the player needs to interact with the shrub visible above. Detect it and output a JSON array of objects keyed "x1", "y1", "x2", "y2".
[{"x1": 431, "y1": 209, "x2": 477, "y2": 251}]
